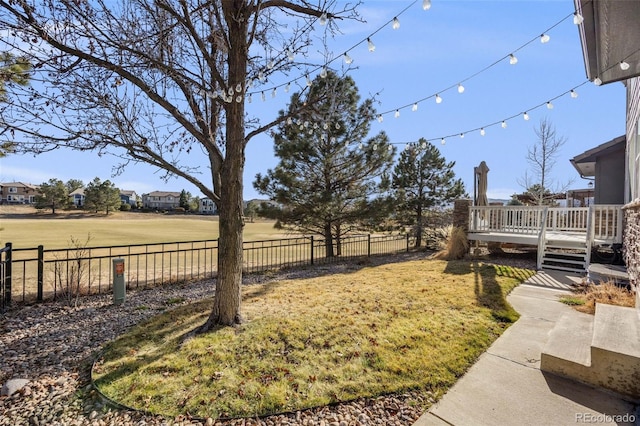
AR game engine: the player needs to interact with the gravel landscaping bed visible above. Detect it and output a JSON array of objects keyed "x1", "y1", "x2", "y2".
[{"x1": 0, "y1": 251, "x2": 535, "y2": 426}]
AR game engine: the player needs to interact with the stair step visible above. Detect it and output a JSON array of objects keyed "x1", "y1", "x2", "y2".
[
  {"x1": 542, "y1": 257, "x2": 586, "y2": 266},
  {"x1": 541, "y1": 311, "x2": 594, "y2": 369},
  {"x1": 543, "y1": 252, "x2": 587, "y2": 259},
  {"x1": 541, "y1": 264, "x2": 586, "y2": 273},
  {"x1": 545, "y1": 245, "x2": 587, "y2": 251},
  {"x1": 592, "y1": 304, "x2": 640, "y2": 359}
]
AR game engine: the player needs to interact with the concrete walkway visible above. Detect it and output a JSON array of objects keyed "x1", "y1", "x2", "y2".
[{"x1": 414, "y1": 271, "x2": 639, "y2": 426}]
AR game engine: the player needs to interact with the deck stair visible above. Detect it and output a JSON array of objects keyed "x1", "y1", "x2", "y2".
[{"x1": 540, "y1": 236, "x2": 589, "y2": 274}]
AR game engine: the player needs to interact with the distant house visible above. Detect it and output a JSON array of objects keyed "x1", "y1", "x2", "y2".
[
  {"x1": 69, "y1": 188, "x2": 85, "y2": 207},
  {"x1": 120, "y1": 190, "x2": 139, "y2": 207},
  {"x1": 0, "y1": 182, "x2": 38, "y2": 204},
  {"x1": 142, "y1": 191, "x2": 181, "y2": 210},
  {"x1": 570, "y1": 135, "x2": 626, "y2": 205},
  {"x1": 199, "y1": 197, "x2": 217, "y2": 214}
]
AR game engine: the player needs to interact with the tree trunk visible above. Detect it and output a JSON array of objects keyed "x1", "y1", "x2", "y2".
[
  {"x1": 335, "y1": 223, "x2": 342, "y2": 256},
  {"x1": 324, "y1": 222, "x2": 334, "y2": 257},
  {"x1": 198, "y1": 3, "x2": 247, "y2": 331}
]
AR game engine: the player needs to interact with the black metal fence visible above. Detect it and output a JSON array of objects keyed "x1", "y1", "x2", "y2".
[{"x1": 1, "y1": 234, "x2": 411, "y2": 308}]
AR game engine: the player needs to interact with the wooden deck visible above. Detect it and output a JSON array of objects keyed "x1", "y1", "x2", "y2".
[{"x1": 467, "y1": 205, "x2": 624, "y2": 271}]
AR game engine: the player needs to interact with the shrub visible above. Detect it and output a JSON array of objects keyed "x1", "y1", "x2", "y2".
[
  {"x1": 567, "y1": 279, "x2": 635, "y2": 314},
  {"x1": 120, "y1": 203, "x2": 132, "y2": 211},
  {"x1": 432, "y1": 226, "x2": 468, "y2": 260}
]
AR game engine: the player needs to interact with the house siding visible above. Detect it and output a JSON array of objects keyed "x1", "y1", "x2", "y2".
[
  {"x1": 624, "y1": 77, "x2": 640, "y2": 311},
  {"x1": 594, "y1": 146, "x2": 625, "y2": 204}
]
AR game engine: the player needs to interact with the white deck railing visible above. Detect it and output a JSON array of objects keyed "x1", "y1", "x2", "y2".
[{"x1": 469, "y1": 205, "x2": 623, "y2": 243}]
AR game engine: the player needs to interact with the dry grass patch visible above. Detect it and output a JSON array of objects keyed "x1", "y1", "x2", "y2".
[
  {"x1": 93, "y1": 259, "x2": 534, "y2": 419},
  {"x1": 561, "y1": 279, "x2": 635, "y2": 314}
]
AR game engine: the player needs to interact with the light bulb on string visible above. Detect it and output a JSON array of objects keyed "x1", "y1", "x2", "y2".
[
  {"x1": 258, "y1": 71, "x2": 265, "y2": 82},
  {"x1": 373, "y1": 144, "x2": 378, "y2": 151},
  {"x1": 261, "y1": 91, "x2": 266, "y2": 102},
  {"x1": 359, "y1": 142, "x2": 363, "y2": 150},
  {"x1": 313, "y1": 123, "x2": 319, "y2": 129},
  {"x1": 388, "y1": 144, "x2": 393, "y2": 151},
  {"x1": 267, "y1": 60, "x2": 274, "y2": 69},
  {"x1": 570, "y1": 89, "x2": 578, "y2": 98},
  {"x1": 287, "y1": 49, "x2": 295, "y2": 61},
  {"x1": 594, "y1": 77, "x2": 602, "y2": 86},
  {"x1": 457, "y1": 84, "x2": 465, "y2": 94},
  {"x1": 330, "y1": 137, "x2": 336, "y2": 143},
  {"x1": 509, "y1": 54, "x2": 518, "y2": 65},
  {"x1": 394, "y1": 110, "x2": 400, "y2": 118},
  {"x1": 307, "y1": 129, "x2": 313, "y2": 135},
  {"x1": 392, "y1": 17, "x2": 400, "y2": 30},
  {"x1": 573, "y1": 12, "x2": 584, "y2": 25},
  {"x1": 235, "y1": 95, "x2": 242, "y2": 103},
  {"x1": 286, "y1": 117, "x2": 292, "y2": 125},
  {"x1": 377, "y1": 114, "x2": 384, "y2": 123},
  {"x1": 540, "y1": 34, "x2": 550, "y2": 43},
  {"x1": 228, "y1": 87, "x2": 234, "y2": 96},
  {"x1": 523, "y1": 112, "x2": 530, "y2": 120},
  {"x1": 441, "y1": 138, "x2": 446, "y2": 145},
  {"x1": 501, "y1": 121, "x2": 507, "y2": 129},
  {"x1": 285, "y1": 83, "x2": 290, "y2": 93},
  {"x1": 320, "y1": 67, "x2": 328, "y2": 78},
  {"x1": 304, "y1": 121, "x2": 309, "y2": 128},
  {"x1": 343, "y1": 53, "x2": 353, "y2": 64},
  {"x1": 247, "y1": 93, "x2": 252, "y2": 103},
  {"x1": 367, "y1": 38, "x2": 376, "y2": 52},
  {"x1": 423, "y1": 0, "x2": 432, "y2": 10},
  {"x1": 319, "y1": 12, "x2": 328, "y2": 25},
  {"x1": 460, "y1": 133, "x2": 465, "y2": 138},
  {"x1": 412, "y1": 103, "x2": 418, "y2": 112},
  {"x1": 272, "y1": 88, "x2": 277, "y2": 98},
  {"x1": 306, "y1": 75, "x2": 312, "y2": 87},
  {"x1": 335, "y1": 123, "x2": 341, "y2": 129},
  {"x1": 323, "y1": 123, "x2": 329, "y2": 130},
  {"x1": 421, "y1": 140, "x2": 427, "y2": 148},
  {"x1": 235, "y1": 83, "x2": 242, "y2": 92},
  {"x1": 620, "y1": 61, "x2": 630, "y2": 70},
  {"x1": 435, "y1": 94, "x2": 442, "y2": 104},
  {"x1": 480, "y1": 128, "x2": 486, "y2": 136},
  {"x1": 546, "y1": 101, "x2": 554, "y2": 109}
]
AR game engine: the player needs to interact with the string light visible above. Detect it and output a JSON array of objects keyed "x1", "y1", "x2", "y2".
[
  {"x1": 377, "y1": 114, "x2": 384, "y2": 123},
  {"x1": 523, "y1": 112, "x2": 530, "y2": 121},
  {"x1": 388, "y1": 144, "x2": 393, "y2": 151},
  {"x1": 421, "y1": 140, "x2": 427, "y2": 148},
  {"x1": 546, "y1": 101, "x2": 554, "y2": 109},
  {"x1": 540, "y1": 34, "x2": 550, "y2": 43},
  {"x1": 457, "y1": 84, "x2": 465, "y2": 94},
  {"x1": 247, "y1": 93, "x2": 252, "y2": 103},
  {"x1": 423, "y1": 0, "x2": 432, "y2": 10},
  {"x1": 367, "y1": 38, "x2": 376, "y2": 52},
  {"x1": 441, "y1": 138, "x2": 446, "y2": 145},
  {"x1": 287, "y1": 49, "x2": 295, "y2": 61},
  {"x1": 319, "y1": 12, "x2": 328, "y2": 26},
  {"x1": 570, "y1": 89, "x2": 578, "y2": 98},
  {"x1": 394, "y1": 110, "x2": 400, "y2": 118},
  {"x1": 235, "y1": 83, "x2": 242, "y2": 92},
  {"x1": 480, "y1": 128, "x2": 486, "y2": 136},
  {"x1": 620, "y1": 61, "x2": 630, "y2": 70},
  {"x1": 261, "y1": 91, "x2": 266, "y2": 102},
  {"x1": 285, "y1": 83, "x2": 290, "y2": 93},
  {"x1": 320, "y1": 67, "x2": 328, "y2": 78},
  {"x1": 271, "y1": 88, "x2": 277, "y2": 98},
  {"x1": 573, "y1": 12, "x2": 584, "y2": 25},
  {"x1": 501, "y1": 121, "x2": 507, "y2": 128},
  {"x1": 306, "y1": 75, "x2": 312, "y2": 87},
  {"x1": 509, "y1": 54, "x2": 518, "y2": 65},
  {"x1": 343, "y1": 53, "x2": 353, "y2": 64},
  {"x1": 412, "y1": 103, "x2": 418, "y2": 111},
  {"x1": 236, "y1": 96, "x2": 242, "y2": 103},
  {"x1": 392, "y1": 17, "x2": 400, "y2": 30},
  {"x1": 286, "y1": 117, "x2": 293, "y2": 125},
  {"x1": 435, "y1": 94, "x2": 442, "y2": 104},
  {"x1": 593, "y1": 77, "x2": 602, "y2": 86},
  {"x1": 460, "y1": 133, "x2": 464, "y2": 138}
]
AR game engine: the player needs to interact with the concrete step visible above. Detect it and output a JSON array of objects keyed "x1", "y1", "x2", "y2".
[
  {"x1": 541, "y1": 304, "x2": 640, "y2": 403},
  {"x1": 541, "y1": 312, "x2": 593, "y2": 377}
]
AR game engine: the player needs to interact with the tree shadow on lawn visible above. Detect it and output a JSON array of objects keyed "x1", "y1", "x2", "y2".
[{"x1": 443, "y1": 260, "x2": 533, "y2": 323}]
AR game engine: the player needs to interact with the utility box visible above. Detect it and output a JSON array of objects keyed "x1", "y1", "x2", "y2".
[{"x1": 112, "y1": 258, "x2": 126, "y2": 305}]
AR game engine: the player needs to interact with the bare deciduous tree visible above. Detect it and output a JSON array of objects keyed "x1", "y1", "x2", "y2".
[
  {"x1": 518, "y1": 118, "x2": 572, "y2": 205},
  {"x1": 0, "y1": 0, "x2": 360, "y2": 330}
]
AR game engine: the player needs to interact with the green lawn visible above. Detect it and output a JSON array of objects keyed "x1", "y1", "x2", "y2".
[
  {"x1": 93, "y1": 259, "x2": 535, "y2": 419},
  {"x1": 0, "y1": 212, "x2": 289, "y2": 249}
]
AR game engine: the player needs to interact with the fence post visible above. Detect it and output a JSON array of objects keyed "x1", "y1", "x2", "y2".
[
  {"x1": 367, "y1": 234, "x2": 371, "y2": 257},
  {"x1": 4, "y1": 243, "x2": 11, "y2": 306},
  {"x1": 406, "y1": 234, "x2": 410, "y2": 252},
  {"x1": 37, "y1": 245, "x2": 44, "y2": 301},
  {"x1": 310, "y1": 236, "x2": 314, "y2": 265}
]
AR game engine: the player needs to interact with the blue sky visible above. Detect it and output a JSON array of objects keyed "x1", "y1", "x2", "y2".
[{"x1": 0, "y1": 0, "x2": 626, "y2": 201}]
